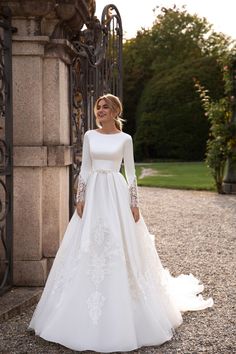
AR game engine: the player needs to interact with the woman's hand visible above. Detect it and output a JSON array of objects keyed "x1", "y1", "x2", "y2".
[
  {"x1": 131, "y1": 206, "x2": 140, "y2": 223},
  {"x1": 76, "y1": 201, "x2": 85, "y2": 218}
]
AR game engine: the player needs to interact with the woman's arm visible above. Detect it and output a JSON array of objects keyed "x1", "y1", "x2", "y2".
[
  {"x1": 76, "y1": 131, "x2": 92, "y2": 217},
  {"x1": 123, "y1": 136, "x2": 140, "y2": 222}
]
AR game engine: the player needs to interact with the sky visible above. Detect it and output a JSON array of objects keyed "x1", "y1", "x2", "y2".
[{"x1": 95, "y1": 0, "x2": 236, "y2": 40}]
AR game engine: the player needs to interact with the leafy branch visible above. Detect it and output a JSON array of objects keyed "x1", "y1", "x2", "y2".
[{"x1": 194, "y1": 59, "x2": 236, "y2": 193}]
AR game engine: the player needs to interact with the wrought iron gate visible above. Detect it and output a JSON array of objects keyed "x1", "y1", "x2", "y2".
[
  {"x1": 69, "y1": 4, "x2": 123, "y2": 215},
  {"x1": 0, "y1": 7, "x2": 15, "y2": 295}
]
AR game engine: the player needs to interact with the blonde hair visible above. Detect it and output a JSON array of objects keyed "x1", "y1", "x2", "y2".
[{"x1": 94, "y1": 94, "x2": 125, "y2": 131}]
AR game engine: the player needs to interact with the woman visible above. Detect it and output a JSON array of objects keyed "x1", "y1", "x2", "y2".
[{"x1": 28, "y1": 94, "x2": 213, "y2": 352}]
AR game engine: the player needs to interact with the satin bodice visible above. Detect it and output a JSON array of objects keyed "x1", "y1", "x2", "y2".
[
  {"x1": 76, "y1": 129, "x2": 139, "y2": 207},
  {"x1": 89, "y1": 131, "x2": 127, "y2": 172}
]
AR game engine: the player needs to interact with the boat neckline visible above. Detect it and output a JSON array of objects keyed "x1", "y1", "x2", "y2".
[{"x1": 93, "y1": 129, "x2": 123, "y2": 135}]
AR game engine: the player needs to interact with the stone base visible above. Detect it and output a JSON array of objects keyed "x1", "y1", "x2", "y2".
[
  {"x1": 222, "y1": 182, "x2": 236, "y2": 194},
  {"x1": 13, "y1": 259, "x2": 47, "y2": 286},
  {"x1": 47, "y1": 257, "x2": 55, "y2": 275},
  {"x1": 0, "y1": 287, "x2": 43, "y2": 322}
]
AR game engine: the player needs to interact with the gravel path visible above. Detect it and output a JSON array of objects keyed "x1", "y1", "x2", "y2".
[{"x1": 0, "y1": 187, "x2": 235, "y2": 354}]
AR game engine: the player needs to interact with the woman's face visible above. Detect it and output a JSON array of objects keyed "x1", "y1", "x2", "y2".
[{"x1": 96, "y1": 99, "x2": 115, "y2": 124}]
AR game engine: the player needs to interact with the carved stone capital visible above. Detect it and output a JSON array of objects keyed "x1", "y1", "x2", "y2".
[
  {"x1": 45, "y1": 39, "x2": 78, "y2": 65},
  {"x1": 1, "y1": 0, "x2": 96, "y2": 39}
]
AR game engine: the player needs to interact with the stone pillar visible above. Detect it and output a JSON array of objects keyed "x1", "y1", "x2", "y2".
[
  {"x1": 41, "y1": 40, "x2": 75, "y2": 267},
  {"x1": 12, "y1": 35, "x2": 74, "y2": 285},
  {"x1": 1, "y1": 0, "x2": 96, "y2": 286},
  {"x1": 12, "y1": 35, "x2": 50, "y2": 286}
]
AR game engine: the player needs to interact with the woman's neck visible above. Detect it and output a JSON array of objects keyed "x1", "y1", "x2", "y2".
[{"x1": 99, "y1": 123, "x2": 120, "y2": 133}]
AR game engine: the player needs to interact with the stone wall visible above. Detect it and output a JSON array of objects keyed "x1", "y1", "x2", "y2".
[{"x1": 0, "y1": 0, "x2": 96, "y2": 285}]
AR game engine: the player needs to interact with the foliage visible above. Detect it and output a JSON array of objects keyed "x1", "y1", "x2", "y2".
[
  {"x1": 194, "y1": 58, "x2": 236, "y2": 193},
  {"x1": 134, "y1": 56, "x2": 224, "y2": 161},
  {"x1": 123, "y1": 30, "x2": 154, "y2": 134},
  {"x1": 123, "y1": 5, "x2": 235, "y2": 161},
  {"x1": 150, "y1": 5, "x2": 211, "y2": 66}
]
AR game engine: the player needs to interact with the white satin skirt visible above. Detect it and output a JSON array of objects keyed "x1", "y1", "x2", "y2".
[{"x1": 28, "y1": 171, "x2": 213, "y2": 352}]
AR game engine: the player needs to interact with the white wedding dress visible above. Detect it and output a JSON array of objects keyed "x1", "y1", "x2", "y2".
[{"x1": 28, "y1": 129, "x2": 213, "y2": 353}]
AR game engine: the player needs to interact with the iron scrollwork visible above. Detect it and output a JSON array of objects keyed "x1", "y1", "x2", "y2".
[
  {"x1": 0, "y1": 7, "x2": 15, "y2": 295},
  {"x1": 69, "y1": 4, "x2": 123, "y2": 215}
]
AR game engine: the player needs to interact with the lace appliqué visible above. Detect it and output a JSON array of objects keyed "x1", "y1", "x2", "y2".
[
  {"x1": 87, "y1": 291, "x2": 106, "y2": 325},
  {"x1": 86, "y1": 218, "x2": 123, "y2": 325},
  {"x1": 127, "y1": 232, "x2": 169, "y2": 305},
  {"x1": 129, "y1": 176, "x2": 139, "y2": 207},
  {"x1": 76, "y1": 174, "x2": 86, "y2": 203}
]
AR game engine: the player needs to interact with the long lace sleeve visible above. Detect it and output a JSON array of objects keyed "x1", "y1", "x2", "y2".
[
  {"x1": 123, "y1": 136, "x2": 139, "y2": 208},
  {"x1": 76, "y1": 131, "x2": 92, "y2": 203}
]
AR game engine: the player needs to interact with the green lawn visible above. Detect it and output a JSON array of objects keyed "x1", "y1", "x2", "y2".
[{"x1": 135, "y1": 162, "x2": 215, "y2": 191}]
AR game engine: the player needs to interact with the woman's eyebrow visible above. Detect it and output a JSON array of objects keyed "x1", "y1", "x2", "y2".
[{"x1": 97, "y1": 104, "x2": 109, "y2": 108}]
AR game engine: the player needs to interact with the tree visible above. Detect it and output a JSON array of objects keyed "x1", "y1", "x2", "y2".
[
  {"x1": 123, "y1": 30, "x2": 153, "y2": 134},
  {"x1": 194, "y1": 56, "x2": 236, "y2": 193},
  {"x1": 123, "y1": 5, "x2": 235, "y2": 161},
  {"x1": 134, "y1": 56, "x2": 224, "y2": 160}
]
